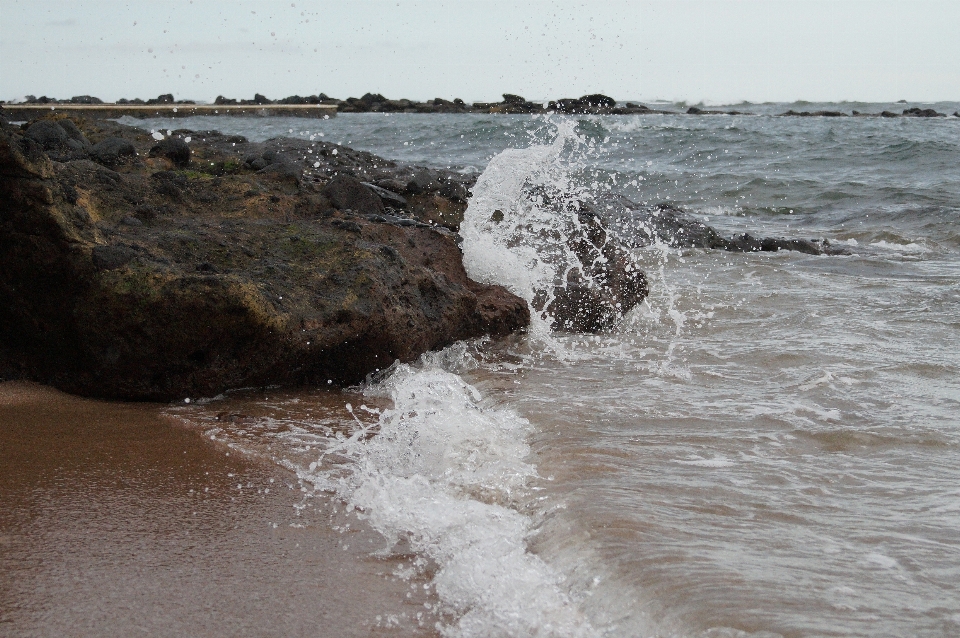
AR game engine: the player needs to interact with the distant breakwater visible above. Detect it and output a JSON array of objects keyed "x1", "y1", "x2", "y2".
[{"x1": 4, "y1": 93, "x2": 957, "y2": 118}]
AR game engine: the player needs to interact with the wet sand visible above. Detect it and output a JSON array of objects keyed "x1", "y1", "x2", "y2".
[{"x1": 0, "y1": 382, "x2": 436, "y2": 637}]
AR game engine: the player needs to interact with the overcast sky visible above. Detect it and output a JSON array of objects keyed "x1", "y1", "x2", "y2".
[{"x1": 1, "y1": 0, "x2": 957, "y2": 104}]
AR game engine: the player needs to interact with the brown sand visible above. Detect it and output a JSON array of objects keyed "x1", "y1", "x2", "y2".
[{"x1": 0, "y1": 382, "x2": 438, "y2": 637}]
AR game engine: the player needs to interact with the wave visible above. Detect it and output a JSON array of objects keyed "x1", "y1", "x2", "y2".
[{"x1": 301, "y1": 349, "x2": 597, "y2": 637}]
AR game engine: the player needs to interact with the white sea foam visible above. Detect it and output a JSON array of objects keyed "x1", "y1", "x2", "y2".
[
  {"x1": 302, "y1": 352, "x2": 596, "y2": 638},
  {"x1": 869, "y1": 240, "x2": 929, "y2": 253},
  {"x1": 675, "y1": 455, "x2": 736, "y2": 468}
]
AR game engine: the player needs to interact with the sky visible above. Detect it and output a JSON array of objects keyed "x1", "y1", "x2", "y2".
[{"x1": 1, "y1": 0, "x2": 957, "y2": 104}]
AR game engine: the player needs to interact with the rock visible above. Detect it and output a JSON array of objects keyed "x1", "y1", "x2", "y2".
[
  {"x1": 147, "y1": 93, "x2": 175, "y2": 104},
  {"x1": 579, "y1": 94, "x2": 616, "y2": 108},
  {"x1": 0, "y1": 119, "x2": 528, "y2": 400},
  {"x1": 57, "y1": 118, "x2": 90, "y2": 146},
  {"x1": 363, "y1": 182, "x2": 408, "y2": 208},
  {"x1": 549, "y1": 95, "x2": 628, "y2": 115},
  {"x1": 510, "y1": 186, "x2": 648, "y2": 332},
  {"x1": 148, "y1": 137, "x2": 191, "y2": 167},
  {"x1": 92, "y1": 245, "x2": 138, "y2": 270},
  {"x1": 360, "y1": 93, "x2": 387, "y2": 107},
  {"x1": 686, "y1": 106, "x2": 744, "y2": 115},
  {"x1": 780, "y1": 110, "x2": 847, "y2": 117},
  {"x1": 24, "y1": 120, "x2": 69, "y2": 150},
  {"x1": 406, "y1": 169, "x2": 437, "y2": 195},
  {"x1": 245, "y1": 155, "x2": 270, "y2": 171},
  {"x1": 22, "y1": 119, "x2": 91, "y2": 161},
  {"x1": 902, "y1": 107, "x2": 945, "y2": 117},
  {"x1": 256, "y1": 161, "x2": 301, "y2": 187},
  {"x1": 90, "y1": 137, "x2": 137, "y2": 166},
  {"x1": 592, "y1": 197, "x2": 849, "y2": 256},
  {"x1": 545, "y1": 212, "x2": 648, "y2": 332},
  {"x1": 322, "y1": 174, "x2": 385, "y2": 215}
]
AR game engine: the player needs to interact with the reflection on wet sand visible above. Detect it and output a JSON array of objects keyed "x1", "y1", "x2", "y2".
[{"x1": 0, "y1": 382, "x2": 436, "y2": 638}]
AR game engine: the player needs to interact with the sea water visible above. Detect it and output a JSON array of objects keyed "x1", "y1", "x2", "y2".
[{"x1": 133, "y1": 104, "x2": 960, "y2": 637}]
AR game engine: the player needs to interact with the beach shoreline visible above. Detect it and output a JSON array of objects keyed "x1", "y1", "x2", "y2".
[{"x1": 0, "y1": 380, "x2": 441, "y2": 637}]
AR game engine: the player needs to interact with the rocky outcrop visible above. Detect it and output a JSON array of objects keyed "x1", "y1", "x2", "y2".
[
  {"x1": 6, "y1": 95, "x2": 956, "y2": 120},
  {"x1": 545, "y1": 207, "x2": 649, "y2": 333},
  {"x1": 0, "y1": 116, "x2": 528, "y2": 400},
  {"x1": 779, "y1": 110, "x2": 848, "y2": 117},
  {"x1": 687, "y1": 106, "x2": 746, "y2": 115},
  {"x1": 592, "y1": 196, "x2": 850, "y2": 256},
  {"x1": 901, "y1": 107, "x2": 946, "y2": 117},
  {"x1": 493, "y1": 185, "x2": 649, "y2": 333}
]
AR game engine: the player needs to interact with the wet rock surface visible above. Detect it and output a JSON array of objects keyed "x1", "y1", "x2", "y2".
[
  {"x1": 590, "y1": 195, "x2": 851, "y2": 256},
  {"x1": 0, "y1": 115, "x2": 528, "y2": 400}
]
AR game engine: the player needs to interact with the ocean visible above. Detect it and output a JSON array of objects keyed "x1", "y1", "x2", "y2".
[{"x1": 8, "y1": 103, "x2": 960, "y2": 637}]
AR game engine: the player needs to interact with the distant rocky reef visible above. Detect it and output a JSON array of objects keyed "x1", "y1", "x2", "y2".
[
  {"x1": 3, "y1": 93, "x2": 955, "y2": 118},
  {"x1": 781, "y1": 107, "x2": 950, "y2": 118},
  {"x1": 15, "y1": 93, "x2": 197, "y2": 106}
]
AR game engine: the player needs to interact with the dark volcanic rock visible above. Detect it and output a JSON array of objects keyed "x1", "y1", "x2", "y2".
[
  {"x1": 149, "y1": 137, "x2": 191, "y2": 167},
  {"x1": 91, "y1": 245, "x2": 138, "y2": 270},
  {"x1": 579, "y1": 94, "x2": 616, "y2": 108},
  {"x1": 546, "y1": 211, "x2": 648, "y2": 332},
  {"x1": 23, "y1": 118, "x2": 92, "y2": 161},
  {"x1": 591, "y1": 196, "x2": 849, "y2": 256},
  {"x1": 902, "y1": 107, "x2": 945, "y2": 117},
  {"x1": 322, "y1": 174, "x2": 385, "y2": 215},
  {"x1": 508, "y1": 186, "x2": 649, "y2": 332},
  {"x1": 147, "y1": 93, "x2": 175, "y2": 104},
  {"x1": 24, "y1": 120, "x2": 69, "y2": 150},
  {"x1": 780, "y1": 110, "x2": 848, "y2": 117},
  {"x1": 0, "y1": 117, "x2": 528, "y2": 401},
  {"x1": 57, "y1": 118, "x2": 89, "y2": 145},
  {"x1": 323, "y1": 91, "x2": 687, "y2": 115},
  {"x1": 90, "y1": 137, "x2": 137, "y2": 166},
  {"x1": 363, "y1": 182, "x2": 408, "y2": 208},
  {"x1": 687, "y1": 106, "x2": 745, "y2": 115}
]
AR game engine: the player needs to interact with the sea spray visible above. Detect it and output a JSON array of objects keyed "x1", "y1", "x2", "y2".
[
  {"x1": 460, "y1": 119, "x2": 580, "y2": 337},
  {"x1": 296, "y1": 121, "x2": 680, "y2": 633},
  {"x1": 302, "y1": 348, "x2": 596, "y2": 638}
]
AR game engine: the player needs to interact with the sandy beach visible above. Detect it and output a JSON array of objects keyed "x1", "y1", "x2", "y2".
[{"x1": 0, "y1": 381, "x2": 439, "y2": 637}]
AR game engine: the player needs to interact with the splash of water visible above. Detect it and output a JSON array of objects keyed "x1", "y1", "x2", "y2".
[
  {"x1": 302, "y1": 347, "x2": 597, "y2": 638},
  {"x1": 460, "y1": 118, "x2": 646, "y2": 341},
  {"x1": 298, "y1": 121, "x2": 682, "y2": 635},
  {"x1": 460, "y1": 120, "x2": 578, "y2": 337}
]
